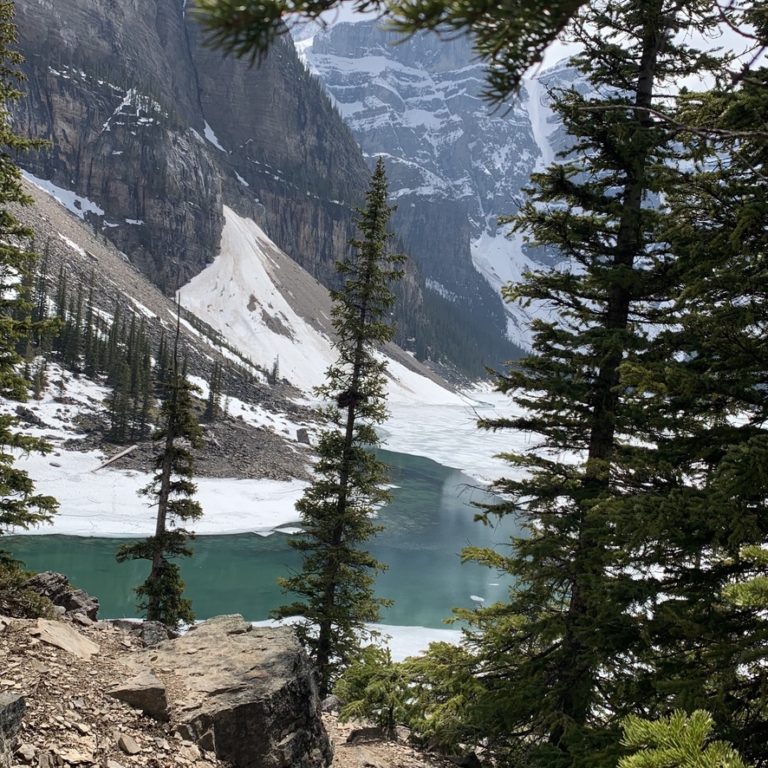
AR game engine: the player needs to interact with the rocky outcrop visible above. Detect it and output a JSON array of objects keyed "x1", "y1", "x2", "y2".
[
  {"x1": 306, "y1": 20, "x2": 575, "y2": 361},
  {"x1": 25, "y1": 571, "x2": 99, "y2": 621},
  {"x1": 12, "y1": 0, "x2": 507, "y2": 376},
  {"x1": 29, "y1": 618, "x2": 100, "y2": 660},
  {"x1": 108, "y1": 671, "x2": 169, "y2": 721},
  {"x1": 137, "y1": 615, "x2": 332, "y2": 767},
  {"x1": 0, "y1": 692, "x2": 25, "y2": 746},
  {"x1": 110, "y1": 619, "x2": 174, "y2": 648},
  {"x1": 2, "y1": 614, "x2": 454, "y2": 768},
  {"x1": 12, "y1": 0, "x2": 366, "y2": 294}
]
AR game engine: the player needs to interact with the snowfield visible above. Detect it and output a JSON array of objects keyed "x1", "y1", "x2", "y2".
[
  {"x1": 15, "y1": 449, "x2": 307, "y2": 538},
  {"x1": 179, "y1": 206, "x2": 461, "y2": 406},
  {"x1": 11, "y1": 388, "x2": 522, "y2": 539}
]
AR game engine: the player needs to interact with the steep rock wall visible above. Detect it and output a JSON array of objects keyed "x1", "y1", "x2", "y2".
[{"x1": 12, "y1": 0, "x2": 369, "y2": 293}]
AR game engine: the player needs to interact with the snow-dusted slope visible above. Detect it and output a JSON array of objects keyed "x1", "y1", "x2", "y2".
[
  {"x1": 303, "y1": 22, "x2": 577, "y2": 349},
  {"x1": 179, "y1": 206, "x2": 461, "y2": 404}
]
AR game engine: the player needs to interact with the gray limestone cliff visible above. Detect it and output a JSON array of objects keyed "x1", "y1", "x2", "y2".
[
  {"x1": 11, "y1": 0, "x2": 527, "y2": 375},
  {"x1": 14, "y1": 0, "x2": 370, "y2": 292}
]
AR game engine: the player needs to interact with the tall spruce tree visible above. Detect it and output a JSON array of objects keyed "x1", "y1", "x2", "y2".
[
  {"x1": 615, "y1": 68, "x2": 768, "y2": 764},
  {"x1": 0, "y1": 0, "x2": 57, "y2": 550},
  {"x1": 274, "y1": 158, "x2": 404, "y2": 697},
  {"x1": 116, "y1": 320, "x2": 203, "y2": 627},
  {"x1": 445, "y1": 3, "x2": 732, "y2": 765}
]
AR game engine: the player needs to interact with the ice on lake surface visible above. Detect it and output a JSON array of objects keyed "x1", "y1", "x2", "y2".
[{"x1": 10, "y1": 390, "x2": 523, "y2": 653}]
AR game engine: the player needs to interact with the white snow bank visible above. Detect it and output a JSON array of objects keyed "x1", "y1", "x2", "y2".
[
  {"x1": 179, "y1": 207, "x2": 337, "y2": 393},
  {"x1": 179, "y1": 206, "x2": 459, "y2": 404},
  {"x1": 253, "y1": 618, "x2": 462, "y2": 662},
  {"x1": 12, "y1": 448, "x2": 306, "y2": 538},
  {"x1": 22, "y1": 171, "x2": 105, "y2": 219},
  {"x1": 203, "y1": 121, "x2": 227, "y2": 152}
]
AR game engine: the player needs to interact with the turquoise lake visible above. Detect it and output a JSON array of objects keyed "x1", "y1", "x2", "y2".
[{"x1": 5, "y1": 449, "x2": 517, "y2": 628}]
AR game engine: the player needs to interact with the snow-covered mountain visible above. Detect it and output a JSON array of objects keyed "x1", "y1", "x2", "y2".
[
  {"x1": 12, "y1": 0, "x2": 526, "y2": 377},
  {"x1": 302, "y1": 21, "x2": 576, "y2": 349}
]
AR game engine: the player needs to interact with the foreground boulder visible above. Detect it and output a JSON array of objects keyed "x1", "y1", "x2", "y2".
[
  {"x1": 108, "y1": 671, "x2": 169, "y2": 721},
  {"x1": 25, "y1": 572, "x2": 99, "y2": 620},
  {"x1": 140, "y1": 615, "x2": 332, "y2": 767},
  {"x1": 29, "y1": 618, "x2": 99, "y2": 660},
  {"x1": 0, "y1": 692, "x2": 25, "y2": 745},
  {"x1": 110, "y1": 619, "x2": 173, "y2": 647}
]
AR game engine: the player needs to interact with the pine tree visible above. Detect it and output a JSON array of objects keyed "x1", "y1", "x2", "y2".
[
  {"x1": 204, "y1": 361, "x2": 222, "y2": 422},
  {"x1": 0, "y1": 0, "x2": 58, "y2": 550},
  {"x1": 274, "y1": 158, "x2": 404, "y2": 697},
  {"x1": 619, "y1": 712, "x2": 748, "y2": 768},
  {"x1": 447, "y1": 3, "x2": 731, "y2": 765},
  {"x1": 116, "y1": 320, "x2": 203, "y2": 628},
  {"x1": 614, "y1": 68, "x2": 768, "y2": 763},
  {"x1": 107, "y1": 360, "x2": 131, "y2": 443},
  {"x1": 82, "y1": 274, "x2": 97, "y2": 376},
  {"x1": 155, "y1": 328, "x2": 170, "y2": 396}
]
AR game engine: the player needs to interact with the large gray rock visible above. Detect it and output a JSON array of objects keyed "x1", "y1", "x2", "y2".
[
  {"x1": 110, "y1": 619, "x2": 173, "y2": 648},
  {"x1": 108, "y1": 671, "x2": 169, "y2": 721},
  {"x1": 0, "y1": 693, "x2": 25, "y2": 743},
  {"x1": 29, "y1": 619, "x2": 100, "y2": 660},
  {"x1": 141, "y1": 615, "x2": 332, "y2": 768},
  {"x1": 25, "y1": 572, "x2": 99, "y2": 620}
]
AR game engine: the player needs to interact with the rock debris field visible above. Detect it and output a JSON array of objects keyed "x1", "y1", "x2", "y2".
[{"x1": 0, "y1": 614, "x2": 457, "y2": 768}]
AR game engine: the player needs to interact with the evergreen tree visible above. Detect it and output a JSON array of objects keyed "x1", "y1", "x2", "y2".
[
  {"x1": 82, "y1": 273, "x2": 97, "y2": 376},
  {"x1": 619, "y1": 712, "x2": 749, "y2": 768},
  {"x1": 106, "y1": 299, "x2": 124, "y2": 384},
  {"x1": 441, "y1": 3, "x2": 733, "y2": 765},
  {"x1": 155, "y1": 328, "x2": 170, "y2": 396},
  {"x1": 106, "y1": 360, "x2": 131, "y2": 443},
  {"x1": 204, "y1": 360, "x2": 222, "y2": 422},
  {"x1": 274, "y1": 158, "x2": 404, "y2": 697},
  {"x1": 0, "y1": 0, "x2": 57, "y2": 550},
  {"x1": 116, "y1": 321, "x2": 203, "y2": 628},
  {"x1": 614, "y1": 68, "x2": 768, "y2": 763}
]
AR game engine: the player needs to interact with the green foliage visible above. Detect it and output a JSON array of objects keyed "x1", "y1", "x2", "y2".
[
  {"x1": 399, "y1": 641, "x2": 487, "y2": 757},
  {"x1": 0, "y1": 0, "x2": 58, "y2": 548},
  {"x1": 444, "y1": 3, "x2": 768, "y2": 766},
  {"x1": 116, "y1": 327, "x2": 203, "y2": 628},
  {"x1": 117, "y1": 531, "x2": 195, "y2": 625},
  {"x1": 619, "y1": 712, "x2": 749, "y2": 768},
  {"x1": 336, "y1": 645, "x2": 410, "y2": 737},
  {"x1": 275, "y1": 158, "x2": 404, "y2": 696},
  {"x1": 104, "y1": 308, "x2": 154, "y2": 443},
  {"x1": 0, "y1": 556, "x2": 54, "y2": 619},
  {"x1": 204, "y1": 360, "x2": 223, "y2": 421}
]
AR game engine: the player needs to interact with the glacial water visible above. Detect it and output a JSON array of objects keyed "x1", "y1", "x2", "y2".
[{"x1": 5, "y1": 449, "x2": 517, "y2": 629}]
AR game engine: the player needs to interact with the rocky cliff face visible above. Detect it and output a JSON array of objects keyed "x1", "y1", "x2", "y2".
[
  {"x1": 11, "y1": 0, "x2": 537, "y2": 376},
  {"x1": 304, "y1": 21, "x2": 576, "y2": 352},
  {"x1": 13, "y1": 0, "x2": 370, "y2": 291}
]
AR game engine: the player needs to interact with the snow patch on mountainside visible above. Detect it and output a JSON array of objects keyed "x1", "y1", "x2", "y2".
[
  {"x1": 203, "y1": 121, "x2": 227, "y2": 152},
  {"x1": 179, "y1": 207, "x2": 334, "y2": 392},
  {"x1": 179, "y1": 206, "x2": 461, "y2": 404},
  {"x1": 524, "y1": 77, "x2": 558, "y2": 171},
  {"x1": 470, "y1": 228, "x2": 537, "y2": 347},
  {"x1": 22, "y1": 171, "x2": 105, "y2": 219}
]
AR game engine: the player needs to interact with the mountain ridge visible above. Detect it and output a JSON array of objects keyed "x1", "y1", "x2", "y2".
[
  {"x1": 302, "y1": 20, "x2": 577, "y2": 352},
  {"x1": 12, "y1": 0, "x2": 518, "y2": 377}
]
